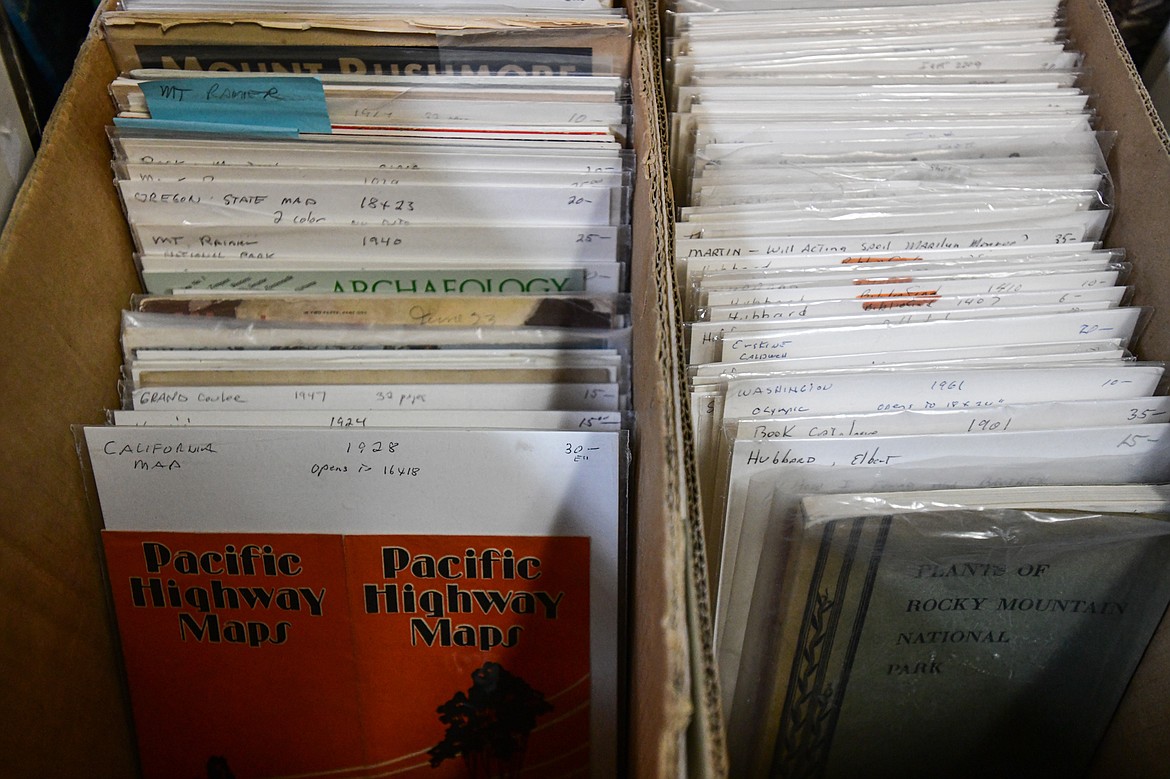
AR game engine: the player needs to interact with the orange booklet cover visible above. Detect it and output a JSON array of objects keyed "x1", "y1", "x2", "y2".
[{"x1": 103, "y1": 531, "x2": 590, "y2": 779}]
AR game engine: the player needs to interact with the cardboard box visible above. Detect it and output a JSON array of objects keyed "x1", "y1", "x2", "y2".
[
  {"x1": 1064, "y1": 1, "x2": 1170, "y2": 772},
  {"x1": 1, "y1": 0, "x2": 1167, "y2": 775},
  {"x1": 1141, "y1": 20, "x2": 1170, "y2": 125},
  {"x1": 0, "y1": 0, "x2": 718, "y2": 775}
]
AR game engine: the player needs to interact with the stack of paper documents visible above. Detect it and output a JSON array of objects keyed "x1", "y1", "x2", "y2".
[
  {"x1": 80, "y1": 4, "x2": 633, "y2": 778},
  {"x1": 665, "y1": 0, "x2": 1170, "y2": 772},
  {"x1": 109, "y1": 69, "x2": 632, "y2": 295}
]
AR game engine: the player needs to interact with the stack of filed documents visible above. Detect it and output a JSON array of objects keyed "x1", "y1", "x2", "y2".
[
  {"x1": 666, "y1": 0, "x2": 1170, "y2": 774},
  {"x1": 80, "y1": 4, "x2": 634, "y2": 779},
  {"x1": 110, "y1": 69, "x2": 632, "y2": 295}
]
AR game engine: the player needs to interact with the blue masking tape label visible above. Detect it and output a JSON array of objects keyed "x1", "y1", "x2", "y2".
[{"x1": 139, "y1": 77, "x2": 331, "y2": 134}]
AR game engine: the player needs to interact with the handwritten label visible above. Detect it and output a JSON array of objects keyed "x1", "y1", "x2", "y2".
[{"x1": 140, "y1": 77, "x2": 332, "y2": 134}]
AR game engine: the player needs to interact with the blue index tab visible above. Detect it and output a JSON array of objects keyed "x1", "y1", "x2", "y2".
[{"x1": 139, "y1": 77, "x2": 331, "y2": 134}]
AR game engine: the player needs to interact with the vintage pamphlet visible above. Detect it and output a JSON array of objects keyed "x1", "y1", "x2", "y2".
[
  {"x1": 103, "y1": 531, "x2": 590, "y2": 779},
  {"x1": 100, "y1": 9, "x2": 632, "y2": 78},
  {"x1": 85, "y1": 425, "x2": 623, "y2": 778},
  {"x1": 734, "y1": 496, "x2": 1170, "y2": 778}
]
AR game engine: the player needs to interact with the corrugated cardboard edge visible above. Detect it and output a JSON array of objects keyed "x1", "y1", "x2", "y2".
[
  {"x1": 1069, "y1": 1, "x2": 1170, "y2": 773},
  {"x1": 1072, "y1": 0, "x2": 1170, "y2": 300},
  {"x1": 630, "y1": 1, "x2": 727, "y2": 777},
  {"x1": 0, "y1": 16, "x2": 141, "y2": 778},
  {"x1": 626, "y1": 0, "x2": 696, "y2": 776}
]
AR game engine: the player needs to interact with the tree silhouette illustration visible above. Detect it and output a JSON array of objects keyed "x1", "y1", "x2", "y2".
[
  {"x1": 205, "y1": 756, "x2": 235, "y2": 779},
  {"x1": 428, "y1": 661, "x2": 553, "y2": 778}
]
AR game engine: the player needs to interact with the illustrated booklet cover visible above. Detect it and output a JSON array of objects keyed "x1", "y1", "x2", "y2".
[
  {"x1": 732, "y1": 487, "x2": 1170, "y2": 778},
  {"x1": 85, "y1": 426, "x2": 623, "y2": 779},
  {"x1": 103, "y1": 531, "x2": 590, "y2": 779}
]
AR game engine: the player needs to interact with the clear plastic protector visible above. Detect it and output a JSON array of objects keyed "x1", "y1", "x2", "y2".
[
  {"x1": 705, "y1": 391, "x2": 1170, "y2": 593},
  {"x1": 679, "y1": 242, "x2": 1116, "y2": 278},
  {"x1": 687, "y1": 130, "x2": 1112, "y2": 174},
  {"x1": 131, "y1": 223, "x2": 632, "y2": 265},
  {"x1": 669, "y1": 45, "x2": 1076, "y2": 84},
  {"x1": 111, "y1": 72, "x2": 632, "y2": 131},
  {"x1": 716, "y1": 427, "x2": 1170, "y2": 746},
  {"x1": 115, "y1": 178, "x2": 631, "y2": 229},
  {"x1": 118, "y1": 336, "x2": 635, "y2": 419},
  {"x1": 677, "y1": 238, "x2": 1118, "y2": 286},
  {"x1": 114, "y1": 91, "x2": 636, "y2": 137},
  {"x1": 89, "y1": 12, "x2": 639, "y2": 779},
  {"x1": 135, "y1": 261, "x2": 626, "y2": 296},
  {"x1": 691, "y1": 355, "x2": 1150, "y2": 582},
  {"x1": 670, "y1": 11, "x2": 1060, "y2": 45},
  {"x1": 668, "y1": 16, "x2": 1155, "y2": 767},
  {"x1": 682, "y1": 138, "x2": 1106, "y2": 203},
  {"x1": 684, "y1": 68, "x2": 1084, "y2": 92},
  {"x1": 115, "y1": 159, "x2": 634, "y2": 190},
  {"x1": 120, "y1": 378, "x2": 629, "y2": 413},
  {"x1": 682, "y1": 94, "x2": 1086, "y2": 118},
  {"x1": 120, "y1": 1, "x2": 622, "y2": 12},
  {"x1": 680, "y1": 206, "x2": 1111, "y2": 242},
  {"x1": 675, "y1": 26, "x2": 1066, "y2": 57},
  {"x1": 109, "y1": 127, "x2": 635, "y2": 173},
  {"x1": 78, "y1": 421, "x2": 629, "y2": 778},
  {"x1": 670, "y1": 50, "x2": 1083, "y2": 88},
  {"x1": 671, "y1": 0, "x2": 1060, "y2": 13},
  {"x1": 103, "y1": 10, "x2": 634, "y2": 78},
  {"x1": 696, "y1": 362, "x2": 1163, "y2": 491},
  {"x1": 687, "y1": 261, "x2": 1130, "y2": 319},
  {"x1": 120, "y1": 310, "x2": 633, "y2": 362},
  {"x1": 715, "y1": 361, "x2": 1167, "y2": 421},
  {"x1": 689, "y1": 267, "x2": 1127, "y2": 325},
  {"x1": 726, "y1": 396, "x2": 1170, "y2": 444},
  {"x1": 673, "y1": 70, "x2": 1087, "y2": 115},
  {"x1": 126, "y1": 68, "x2": 628, "y2": 94},
  {"x1": 713, "y1": 307, "x2": 1150, "y2": 365},
  {"x1": 673, "y1": 116, "x2": 1095, "y2": 189},
  {"x1": 693, "y1": 266, "x2": 1128, "y2": 309},
  {"x1": 689, "y1": 340, "x2": 1132, "y2": 384},
  {"x1": 109, "y1": 407, "x2": 633, "y2": 432},
  {"x1": 676, "y1": 84, "x2": 1088, "y2": 115},
  {"x1": 119, "y1": 357, "x2": 632, "y2": 408},
  {"x1": 131, "y1": 292, "x2": 631, "y2": 329},
  {"x1": 687, "y1": 300, "x2": 1122, "y2": 366},
  {"x1": 687, "y1": 156, "x2": 1111, "y2": 208},
  {"x1": 727, "y1": 486, "x2": 1170, "y2": 777},
  {"x1": 687, "y1": 181, "x2": 1109, "y2": 212},
  {"x1": 697, "y1": 281, "x2": 1127, "y2": 319},
  {"x1": 677, "y1": 203, "x2": 1109, "y2": 240},
  {"x1": 689, "y1": 256, "x2": 1128, "y2": 290}
]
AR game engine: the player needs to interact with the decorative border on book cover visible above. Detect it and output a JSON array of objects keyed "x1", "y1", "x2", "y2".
[{"x1": 773, "y1": 516, "x2": 892, "y2": 778}]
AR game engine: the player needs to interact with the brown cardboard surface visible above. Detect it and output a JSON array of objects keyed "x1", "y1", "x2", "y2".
[
  {"x1": 0, "y1": 27, "x2": 140, "y2": 779},
  {"x1": 633, "y1": 3, "x2": 725, "y2": 778},
  {"x1": 624, "y1": 2, "x2": 726, "y2": 775},
  {"x1": 627, "y1": 0, "x2": 698, "y2": 776},
  {"x1": 1067, "y1": 0, "x2": 1170, "y2": 773}
]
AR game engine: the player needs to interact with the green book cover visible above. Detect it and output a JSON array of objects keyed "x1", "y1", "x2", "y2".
[{"x1": 747, "y1": 501, "x2": 1170, "y2": 778}]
